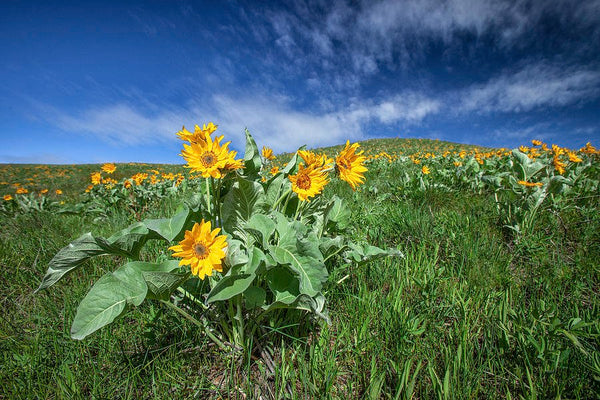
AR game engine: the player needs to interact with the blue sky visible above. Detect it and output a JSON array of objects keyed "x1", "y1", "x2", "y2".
[{"x1": 1, "y1": 0, "x2": 599, "y2": 164}]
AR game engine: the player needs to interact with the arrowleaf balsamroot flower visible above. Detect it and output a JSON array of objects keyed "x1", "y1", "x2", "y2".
[
  {"x1": 169, "y1": 220, "x2": 228, "y2": 280},
  {"x1": 518, "y1": 180, "x2": 543, "y2": 187},
  {"x1": 422, "y1": 166, "x2": 431, "y2": 175},
  {"x1": 181, "y1": 133, "x2": 242, "y2": 178},
  {"x1": 299, "y1": 150, "x2": 333, "y2": 170},
  {"x1": 262, "y1": 146, "x2": 275, "y2": 161},
  {"x1": 101, "y1": 163, "x2": 116, "y2": 174},
  {"x1": 176, "y1": 122, "x2": 218, "y2": 144},
  {"x1": 335, "y1": 141, "x2": 367, "y2": 190},
  {"x1": 289, "y1": 163, "x2": 329, "y2": 201}
]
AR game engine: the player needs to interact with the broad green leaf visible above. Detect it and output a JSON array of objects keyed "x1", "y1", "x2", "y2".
[
  {"x1": 221, "y1": 177, "x2": 266, "y2": 239},
  {"x1": 144, "y1": 205, "x2": 193, "y2": 242},
  {"x1": 266, "y1": 267, "x2": 300, "y2": 304},
  {"x1": 265, "y1": 174, "x2": 287, "y2": 209},
  {"x1": 243, "y1": 128, "x2": 261, "y2": 179},
  {"x1": 319, "y1": 236, "x2": 345, "y2": 259},
  {"x1": 281, "y1": 147, "x2": 304, "y2": 175},
  {"x1": 344, "y1": 242, "x2": 403, "y2": 265},
  {"x1": 269, "y1": 240, "x2": 328, "y2": 297},
  {"x1": 325, "y1": 196, "x2": 350, "y2": 232},
  {"x1": 70, "y1": 262, "x2": 149, "y2": 340},
  {"x1": 143, "y1": 271, "x2": 189, "y2": 301},
  {"x1": 206, "y1": 273, "x2": 256, "y2": 303},
  {"x1": 36, "y1": 233, "x2": 111, "y2": 291},
  {"x1": 225, "y1": 239, "x2": 249, "y2": 269},
  {"x1": 242, "y1": 246, "x2": 268, "y2": 275},
  {"x1": 105, "y1": 222, "x2": 155, "y2": 258},
  {"x1": 245, "y1": 214, "x2": 276, "y2": 248},
  {"x1": 244, "y1": 286, "x2": 266, "y2": 308},
  {"x1": 262, "y1": 291, "x2": 330, "y2": 323},
  {"x1": 132, "y1": 260, "x2": 187, "y2": 300}
]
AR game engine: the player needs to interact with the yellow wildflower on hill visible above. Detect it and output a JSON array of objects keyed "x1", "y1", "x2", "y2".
[
  {"x1": 101, "y1": 163, "x2": 116, "y2": 174},
  {"x1": 335, "y1": 141, "x2": 367, "y2": 190},
  {"x1": 289, "y1": 163, "x2": 329, "y2": 201},
  {"x1": 169, "y1": 220, "x2": 227, "y2": 280}
]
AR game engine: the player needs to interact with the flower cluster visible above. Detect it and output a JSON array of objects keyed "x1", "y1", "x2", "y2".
[{"x1": 178, "y1": 123, "x2": 244, "y2": 178}]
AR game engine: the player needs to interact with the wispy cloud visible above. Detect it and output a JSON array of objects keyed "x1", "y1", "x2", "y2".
[
  {"x1": 457, "y1": 62, "x2": 600, "y2": 113},
  {"x1": 37, "y1": 91, "x2": 440, "y2": 152}
]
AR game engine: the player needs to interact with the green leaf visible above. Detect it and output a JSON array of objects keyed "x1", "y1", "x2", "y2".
[
  {"x1": 143, "y1": 271, "x2": 189, "y2": 301},
  {"x1": 344, "y1": 242, "x2": 403, "y2": 265},
  {"x1": 225, "y1": 239, "x2": 249, "y2": 269},
  {"x1": 281, "y1": 147, "x2": 304, "y2": 175},
  {"x1": 242, "y1": 246, "x2": 268, "y2": 275},
  {"x1": 221, "y1": 177, "x2": 266, "y2": 240},
  {"x1": 105, "y1": 222, "x2": 155, "y2": 258},
  {"x1": 134, "y1": 260, "x2": 187, "y2": 301},
  {"x1": 269, "y1": 238, "x2": 328, "y2": 297},
  {"x1": 36, "y1": 233, "x2": 111, "y2": 292},
  {"x1": 70, "y1": 261, "x2": 149, "y2": 340},
  {"x1": 245, "y1": 214, "x2": 276, "y2": 248},
  {"x1": 206, "y1": 273, "x2": 256, "y2": 303},
  {"x1": 144, "y1": 205, "x2": 194, "y2": 242},
  {"x1": 243, "y1": 128, "x2": 262, "y2": 179},
  {"x1": 325, "y1": 195, "x2": 350, "y2": 232},
  {"x1": 319, "y1": 236, "x2": 345, "y2": 259},
  {"x1": 244, "y1": 286, "x2": 266, "y2": 308},
  {"x1": 266, "y1": 267, "x2": 300, "y2": 304},
  {"x1": 265, "y1": 173, "x2": 287, "y2": 208}
]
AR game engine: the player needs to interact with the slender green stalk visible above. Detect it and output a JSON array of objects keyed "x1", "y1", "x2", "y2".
[
  {"x1": 176, "y1": 287, "x2": 208, "y2": 310},
  {"x1": 160, "y1": 299, "x2": 228, "y2": 351},
  {"x1": 205, "y1": 177, "x2": 212, "y2": 217},
  {"x1": 272, "y1": 187, "x2": 292, "y2": 211}
]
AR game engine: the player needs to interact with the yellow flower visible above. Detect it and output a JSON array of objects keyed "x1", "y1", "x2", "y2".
[
  {"x1": 101, "y1": 163, "x2": 116, "y2": 174},
  {"x1": 288, "y1": 164, "x2": 329, "y2": 201},
  {"x1": 262, "y1": 146, "x2": 276, "y2": 161},
  {"x1": 40, "y1": 189, "x2": 49, "y2": 194},
  {"x1": 335, "y1": 141, "x2": 367, "y2": 190},
  {"x1": 299, "y1": 150, "x2": 333, "y2": 170},
  {"x1": 422, "y1": 166, "x2": 431, "y2": 175},
  {"x1": 3, "y1": 194, "x2": 13, "y2": 201},
  {"x1": 531, "y1": 139, "x2": 542, "y2": 146},
  {"x1": 518, "y1": 180, "x2": 543, "y2": 187},
  {"x1": 181, "y1": 134, "x2": 242, "y2": 178},
  {"x1": 453, "y1": 161, "x2": 462, "y2": 167},
  {"x1": 567, "y1": 151, "x2": 582, "y2": 163},
  {"x1": 270, "y1": 166, "x2": 279, "y2": 175},
  {"x1": 55, "y1": 189, "x2": 63, "y2": 195},
  {"x1": 91, "y1": 172, "x2": 102, "y2": 185},
  {"x1": 580, "y1": 142, "x2": 597, "y2": 154},
  {"x1": 169, "y1": 220, "x2": 227, "y2": 279},
  {"x1": 553, "y1": 155, "x2": 567, "y2": 174},
  {"x1": 176, "y1": 122, "x2": 218, "y2": 143},
  {"x1": 16, "y1": 187, "x2": 28, "y2": 194}
]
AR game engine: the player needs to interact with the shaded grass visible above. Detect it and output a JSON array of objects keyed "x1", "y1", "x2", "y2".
[{"x1": 0, "y1": 162, "x2": 599, "y2": 399}]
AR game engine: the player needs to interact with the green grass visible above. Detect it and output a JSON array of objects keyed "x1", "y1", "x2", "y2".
[{"x1": 1, "y1": 143, "x2": 599, "y2": 399}]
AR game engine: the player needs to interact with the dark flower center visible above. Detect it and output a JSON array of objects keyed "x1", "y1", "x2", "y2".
[
  {"x1": 201, "y1": 151, "x2": 217, "y2": 167},
  {"x1": 194, "y1": 243, "x2": 209, "y2": 259},
  {"x1": 297, "y1": 173, "x2": 312, "y2": 190}
]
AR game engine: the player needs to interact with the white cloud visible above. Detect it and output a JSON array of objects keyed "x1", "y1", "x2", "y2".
[
  {"x1": 40, "y1": 91, "x2": 440, "y2": 153},
  {"x1": 54, "y1": 104, "x2": 185, "y2": 145},
  {"x1": 458, "y1": 62, "x2": 600, "y2": 113}
]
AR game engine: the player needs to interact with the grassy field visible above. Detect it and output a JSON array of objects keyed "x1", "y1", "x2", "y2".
[{"x1": 1, "y1": 138, "x2": 599, "y2": 399}]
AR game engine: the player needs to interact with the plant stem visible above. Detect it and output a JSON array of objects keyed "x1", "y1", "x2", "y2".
[
  {"x1": 272, "y1": 187, "x2": 292, "y2": 211},
  {"x1": 205, "y1": 177, "x2": 212, "y2": 217},
  {"x1": 160, "y1": 299, "x2": 228, "y2": 351},
  {"x1": 176, "y1": 287, "x2": 208, "y2": 310}
]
